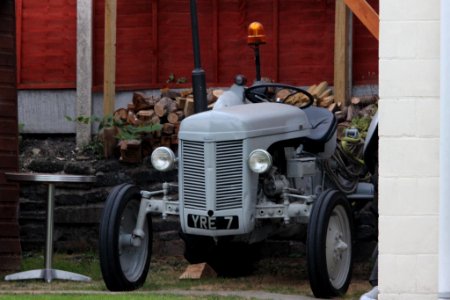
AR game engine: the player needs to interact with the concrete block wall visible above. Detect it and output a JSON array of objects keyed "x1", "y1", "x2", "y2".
[{"x1": 379, "y1": 0, "x2": 440, "y2": 298}]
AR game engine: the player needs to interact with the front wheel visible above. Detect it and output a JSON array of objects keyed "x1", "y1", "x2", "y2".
[
  {"x1": 307, "y1": 189, "x2": 353, "y2": 298},
  {"x1": 99, "y1": 184, "x2": 152, "y2": 291}
]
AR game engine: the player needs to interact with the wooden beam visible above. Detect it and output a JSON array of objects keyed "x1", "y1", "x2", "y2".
[
  {"x1": 344, "y1": 0, "x2": 379, "y2": 40},
  {"x1": 103, "y1": 0, "x2": 117, "y2": 115},
  {"x1": 334, "y1": 0, "x2": 353, "y2": 107}
]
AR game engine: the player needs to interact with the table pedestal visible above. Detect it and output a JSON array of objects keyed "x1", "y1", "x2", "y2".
[{"x1": 4, "y1": 173, "x2": 96, "y2": 283}]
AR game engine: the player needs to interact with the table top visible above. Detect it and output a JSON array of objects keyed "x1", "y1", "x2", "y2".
[{"x1": 5, "y1": 172, "x2": 96, "y2": 183}]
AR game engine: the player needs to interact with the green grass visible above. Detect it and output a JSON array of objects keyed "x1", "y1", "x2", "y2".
[
  {"x1": 0, "y1": 252, "x2": 372, "y2": 299},
  {"x1": 0, "y1": 295, "x2": 246, "y2": 300}
]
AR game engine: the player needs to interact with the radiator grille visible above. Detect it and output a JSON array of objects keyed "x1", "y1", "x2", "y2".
[
  {"x1": 215, "y1": 141, "x2": 243, "y2": 210},
  {"x1": 181, "y1": 140, "x2": 243, "y2": 211},
  {"x1": 182, "y1": 140, "x2": 206, "y2": 210}
]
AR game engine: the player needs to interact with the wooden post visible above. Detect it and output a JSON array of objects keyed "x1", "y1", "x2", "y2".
[
  {"x1": 103, "y1": 0, "x2": 117, "y2": 115},
  {"x1": 76, "y1": 0, "x2": 93, "y2": 147},
  {"x1": 334, "y1": 0, "x2": 353, "y2": 107}
]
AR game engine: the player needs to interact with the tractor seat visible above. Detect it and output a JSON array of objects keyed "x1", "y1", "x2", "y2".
[{"x1": 303, "y1": 106, "x2": 337, "y2": 143}]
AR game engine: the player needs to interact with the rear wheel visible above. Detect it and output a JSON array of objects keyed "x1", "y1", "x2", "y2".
[
  {"x1": 307, "y1": 189, "x2": 353, "y2": 298},
  {"x1": 99, "y1": 184, "x2": 152, "y2": 291}
]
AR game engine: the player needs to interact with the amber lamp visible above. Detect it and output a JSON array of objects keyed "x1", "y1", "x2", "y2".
[{"x1": 247, "y1": 22, "x2": 266, "y2": 45}]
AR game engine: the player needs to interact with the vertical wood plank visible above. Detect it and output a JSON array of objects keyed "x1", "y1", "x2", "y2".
[
  {"x1": 15, "y1": 0, "x2": 22, "y2": 86},
  {"x1": 151, "y1": 0, "x2": 158, "y2": 84},
  {"x1": 103, "y1": 0, "x2": 117, "y2": 115},
  {"x1": 272, "y1": 0, "x2": 279, "y2": 82},
  {"x1": 212, "y1": 0, "x2": 219, "y2": 83},
  {"x1": 334, "y1": 0, "x2": 353, "y2": 107}
]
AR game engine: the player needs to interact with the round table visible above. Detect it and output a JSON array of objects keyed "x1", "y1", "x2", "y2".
[{"x1": 4, "y1": 172, "x2": 96, "y2": 283}]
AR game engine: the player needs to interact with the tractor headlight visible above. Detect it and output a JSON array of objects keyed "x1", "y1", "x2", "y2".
[
  {"x1": 248, "y1": 149, "x2": 272, "y2": 173},
  {"x1": 151, "y1": 147, "x2": 176, "y2": 171}
]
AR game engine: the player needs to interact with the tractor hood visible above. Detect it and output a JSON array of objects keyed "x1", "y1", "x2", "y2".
[{"x1": 178, "y1": 103, "x2": 311, "y2": 141}]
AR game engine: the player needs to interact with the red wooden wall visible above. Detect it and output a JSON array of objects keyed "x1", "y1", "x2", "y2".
[
  {"x1": 0, "y1": 0, "x2": 22, "y2": 271},
  {"x1": 16, "y1": 0, "x2": 378, "y2": 90}
]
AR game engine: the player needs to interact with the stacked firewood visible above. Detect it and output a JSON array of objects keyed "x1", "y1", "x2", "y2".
[
  {"x1": 281, "y1": 81, "x2": 336, "y2": 109},
  {"x1": 111, "y1": 88, "x2": 224, "y2": 162},
  {"x1": 278, "y1": 80, "x2": 378, "y2": 138}
]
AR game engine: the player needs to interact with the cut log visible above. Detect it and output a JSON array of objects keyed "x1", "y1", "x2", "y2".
[
  {"x1": 118, "y1": 139, "x2": 142, "y2": 163},
  {"x1": 144, "y1": 96, "x2": 158, "y2": 108},
  {"x1": 113, "y1": 108, "x2": 128, "y2": 122},
  {"x1": 137, "y1": 109, "x2": 154, "y2": 118},
  {"x1": 307, "y1": 84, "x2": 317, "y2": 94},
  {"x1": 319, "y1": 95, "x2": 335, "y2": 108},
  {"x1": 174, "y1": 122, "x2": 181, "y2": 135},
  {"x1": 167, "y1": 110, "x2": 184, "y2": 124},
  {"x1": 151, "y1": 114, "x2": 161, "y2": 125},
  {"x1": 162, "y1": 123, "x2": 175, "y2": 135},
  {"x1": 171, "y1": 134, "x2": 178, "y2": 145},
  {"x1": 180, "y1": 89, "x2": 193, "y2": 98},
  {"x1": 311, "y1": 81, "x2": 329, "y2": 98},
  {"x1": 327, "y1": 102, "x2": 337, "y2": 112},
  {"x1": 132, "y1": 92, "x2": 152, "y2": 111},
  {"x1": 127, "y1": 104, "x2": 140, "y2": 125},
  {"x1": 351, "y1": 95, "x2": 379, "y2": 106},
  {"x1": 212, "y1": 89, "x2": 224, "y2": 101},
  {"x1": 155, "y1": 97, "x2": 176, "y2": 118},
  {"x1": 207, "y1": 102, "x2": 216, "y2": 110},
  {"x1": 346, "y1": 104, "x2": 360, "y2": 122},
  {"x1": 160, "y1": 135, "x2": 172, "y2": 147},
  {"x1": 99, "y1": 127, "x2": 118, "y2": 159},
  {"x1": 275, "y1": 89, "x2": 292, "y2": 102},
  {"x1": 152, "y1": 129, "x2": 161, "y2": 138},
  {"x1": 358, "y1": 103, "x2": 378, "y2": 118},
  {"x1": 184, "y1": 97, "x2": 195, "y2": 117},
  {"x1": 160, "y1": 88, "x2": 180, "y2": 99},
  {"x1": 207, "y1": 88, "x2": 224, "y2": 104},
  {"x1": 288, "y1": 93, "x2": 310, "y2": 107},
  {"x1": 318, "y1": 88, "x2": 333, "y2": 100},
  {"x1": 179, "y1": 263, "x2": 217, "y2": 280},
  {"x1": 137, "y1": 109, "x2": 155, "y2": 123},
  {"x1": 176, "y1": 97, "x2": 187, "y2": 110}
]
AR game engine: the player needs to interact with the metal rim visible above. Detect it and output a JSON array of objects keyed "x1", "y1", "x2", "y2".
[
  {"x1": 325, "y1": 204, "x2": 351, "y2": 289},
  {"x1": 118, "y1": 199, "x2": 149, "y2": 282}
]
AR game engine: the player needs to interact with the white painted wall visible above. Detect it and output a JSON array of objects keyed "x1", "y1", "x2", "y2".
[{"x1": 379, "y1": 0, "x2": 440, "y2": 299}]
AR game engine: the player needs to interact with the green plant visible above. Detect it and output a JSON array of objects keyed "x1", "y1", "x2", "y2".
[
  {"x1": 166, "y1": 73, "x2": 188, "y2": 84},
  {"x1": 65, "y1": 114, "x2": 122, "y2": 131},
  {"x1": 116, "y1": 123, "x2": 162, "y2": 141},
  {"x1": 65, "y1": 114, "x2": 162, "y2": 141},
  {"x1": 82, "y1": 139, "x2": 105, "y2": 159},
  {"x1": 167, "y1": 72, "x2": 175, "y2": 83}
]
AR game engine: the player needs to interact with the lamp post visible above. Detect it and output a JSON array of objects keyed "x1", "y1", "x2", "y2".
[
  {"x1": 190, "y1": 0, "x2": 207, "y2": 113},
  {"x1": 247, "y1": 22, "x2": 266, "y2": 81}
]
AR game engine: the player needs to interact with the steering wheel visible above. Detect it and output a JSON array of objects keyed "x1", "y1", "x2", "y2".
[{"x1": 245, "y1": 83, "x2": 314, "y2": 109}]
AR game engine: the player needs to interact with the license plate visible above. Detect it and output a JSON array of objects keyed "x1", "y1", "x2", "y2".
[{"x1": 187, "y1": 214, "x2": 239, "y2": 230}]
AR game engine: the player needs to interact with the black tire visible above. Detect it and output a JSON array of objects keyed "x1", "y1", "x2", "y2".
[
  {"x1": 99, "y1": 183, "x2": 152, "y2": 291},
  {"x1": 307, "y1": 189, "x2": 353, "y2": 298}
]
